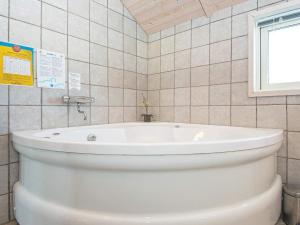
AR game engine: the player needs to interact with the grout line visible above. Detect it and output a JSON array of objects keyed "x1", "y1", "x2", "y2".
[
  {"x1": 7, "y1": 0, "x2": 11, "y2": 221},
  {"x1": 106, "y1": 0, "x2": 110, "y2": 124},
  {"x1": 88, "y1": 0, "x2": 92, "y2": 126},
  {"x1": 230, "y1": 6, "x2": 233, "y2": 126},
  {"x1": 66, "y1": 0, "x2": 70, "y2": 127}
]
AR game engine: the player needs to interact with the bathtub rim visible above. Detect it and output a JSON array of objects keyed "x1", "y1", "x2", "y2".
[{"x1": 12, "y1": 122, "x2": 283, "y2": 155}]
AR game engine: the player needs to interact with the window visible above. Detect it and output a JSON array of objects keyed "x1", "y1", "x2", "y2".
[{"x1": 249, "y1": 0, "x2": 300, "y2": 96}]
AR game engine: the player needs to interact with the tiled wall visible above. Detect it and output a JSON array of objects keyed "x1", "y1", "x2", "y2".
[
  {"x1": 1, "y1": 0, "x2": 300, "y2": 224},
  {"x1": 147, "y1": 0, "x2": 300, "y2": 192},
  {"x1": 0, "y1": 0, "x2": 148, "y2": 224}
]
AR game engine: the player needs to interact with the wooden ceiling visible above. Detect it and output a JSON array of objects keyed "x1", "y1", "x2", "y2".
[{"x1": 122, "y1": 0, "x2": 246, "y2": 34}]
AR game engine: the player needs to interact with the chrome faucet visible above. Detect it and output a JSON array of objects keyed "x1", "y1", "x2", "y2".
[
  {"x1": 76, "y1": 103, "x2": 87, "y2": 120},
  {"x1": 62, "y1": 96, "x2": 95, "y2": 121}
]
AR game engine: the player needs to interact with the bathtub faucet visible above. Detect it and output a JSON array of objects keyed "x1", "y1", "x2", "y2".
[
  {"x1": 62, "y1": 96, "x2": 95, "y2": 121},
  {"x1": 76, "y1": 103, "x2": 87, "y2": 120}
]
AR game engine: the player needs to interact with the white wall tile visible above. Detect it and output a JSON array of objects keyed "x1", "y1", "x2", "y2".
[
  {"x1": 231, "y1": 82, "x2": 256, "y2": 105},
  {"x1": 161, "y1": 71, "x2": 175, "y2": 89},
  {"x1": 191, "y1": 86, "x2": 209, "y2": 106},
  {"x1": 161, "y1": 36, "x2": 174, "y2": 55},
  {"x1": 192, "y1": 16, "x2": 209, "y2": 28},
  {"x1": 109, "y1": 107, "x2": 123, "y2": 123},
  {"x1": 124, "y1": 107, "x2": 137, "y2": 122},
  {"x1": 232, "y1": 0, "x2": 257, "y2": 15},
  {"x1": 148, "y1": 74, "x2": 160, "y2": 90},
  {"x1": 124, "y1": 36, "x2": 137, "y2": 55},
  {"x1": 108, "y1": 29, "x2": 123, "y2": 51},
  {"x1": 9, "y1": 86, "x2": 41, "y2": 105},
  {"x1": 9, "y1": 106, "x2": 41, "y2": 132},
  {"x1": 0, "y1": 135, "x2": 8, "y2": 165},
  {"x1": 175, "y1": 69, "x2": 190, "y2": 88},
  {"x1": 210, "y1": 40, "x2": 231, "y2": 64},
  {"x1": 124, "y1": 89, "x2": 137, "y2": 106},
  {"x1": 0, "y1": 16, "x2": 8, "y2": 42},
  {"x1": 90, "y1": 1, "x2": 107, "y2": 26},
  {"x1": 108, "y1": 68, "x2": 123, "y2": 88},
  {"x1": 91, "y1": 86, "x2": 108, "y2": 106},
  {"x1": 209, "y1": 106, "x2": 230, "y2": 125},
  {"x1": 42, "y1": 29, "x2": 67, "y2": 55},
  {"x1": 191, "y1": 45, "x2": 209, "y2": 67},
  {"x1": 108, "y1": 0, "x2": 123, "y2": 14},
  {"x1": 90, "y1": 43, "x2": 107, "y2": 66},
  {"x1": 161, "y1": 54, "x2": 174, "y2": 73},
  {"x1": 210, "y1": 84, "x2": 231, "y2": 105},
  {"x1": 68, "y1": 0, "x2": 89, "y2": 19},
  {"x1": 109, "y1": 87, "x2": 123, "y2": 106},
  {"x1": 43, "y1": 0, "x2": 67, "y2": 10},
  {"x1": 10, "y1": 19, "x2": 41, "y2": 48},
  {"x1": 10, "y1": 0, "x2": 41, "y2": 25},
  {"x1": 191, "y1": 66, "x2": 209, "y2": 86},
  {"x1": 0, "y1": 194, "x2": 8, "y2": 224},
  {"x1": 91, "y1": 107, "x2": 108, "y2": 124},
  {"x1": 175, "y1": 88, "x2": 190, "y2": 106},
  {"x1": 0, "y1": 106, "x2": 8, "y2": 135},
  {"x1": 90, "y1": 22, "x2": 107, "y2": 46},
  {"x1": 231, "y1": 105, "x2": 256, "y2": 127},
  {"x1": 288, "y1": 132, "x2": 300, "y2": 159},
  {"x1": 191, "y1": 106, "x2": 209, "y2": 124},
  {"x1": 175, "y1": 106, "x2": 190, "y2": 123},
  {"x1": 210, "y1": 62, "x2": 231, "y2": 85},
  {"x1": 42, "y1": 106, "x2": 68, "y2": 129},
  {"x1": 257, "y1": 105, "x2": 286, "y2": 129},
  {"x1": 124, "y1": 71, "x2": 137, "y2": 89},
  {"x1": 68, "y1": 13, "x2": 89, "y2": 40},
  {"x1": 160, "y1": 89, "x2": 174, "y2": 106},
  {"x1": 288, "y1": 105, "x2": 300, "y2": 131},
  {"x1": 175, "y1": 30, "x2": 191, "y2": 51},
  {"x1": 148, "y1": 40, "x2": 161, "y2": 58},
  {"x1": 210, "y1": 18, "x2": 231, "y2": 43},
  {"x1": 192, "y1": 25, "x2": 209, "y2": 48},
  {"x1": 232, "y1": 13, "x2": 248, "y2": 38},
  {"x1": 124, "y1": 17, "x2": 136, "y2": 38},
  {"x1": 68, "y1": 36, "x2": 89, "y2": 62},
  {"x1": 232, "y1": 59, "x2": 248, "y2": 82},
  {"x1": 90, "y1": 64, "x2": 107, "y2": 86},
  {"x1": 148, "y1": 57, "x2": 160, "y2": 74},
  {"x1": 0, "y1": 0, "x2": 8, "y2": 17},
  {"x1": 232, "y1": 36, "x2": 248, "y2": 60},
  {"x1": 108, "y1": 9, "x2": 123, "y2": 32},
  {"x1": 0, "y1": 165, "x2": 8, "y2": 194},
  {"x1": 161, "y1": 26, "x2": 175, "y2": 38},
  {"x1": 175, "y1": 21, "x2": 191, "y2": 33},
  {"x1": 175, "y1": 50, "x2": 190, "y2": 70},
  {"x1": 42, "y1": 3, "x2": 67, "y2": 34}
]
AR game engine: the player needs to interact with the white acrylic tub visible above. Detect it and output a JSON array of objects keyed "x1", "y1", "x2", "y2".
[{"x1": 12, "y1": 123, "x2": 283, "y2": 225}]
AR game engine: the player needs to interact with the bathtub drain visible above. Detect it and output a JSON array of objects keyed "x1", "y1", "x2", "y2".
[{"x1": 87, "y1": 134, "x2": 97, "y2": 141}]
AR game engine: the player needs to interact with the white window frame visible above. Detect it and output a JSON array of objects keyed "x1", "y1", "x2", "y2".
[{"x1": 248, "y1": 0, "x2": 300, "y2": 97}]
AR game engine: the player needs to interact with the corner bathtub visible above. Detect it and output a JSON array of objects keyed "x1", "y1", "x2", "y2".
[{"x1": 12, "y1": 123, "x2": 283, "y2": 225}]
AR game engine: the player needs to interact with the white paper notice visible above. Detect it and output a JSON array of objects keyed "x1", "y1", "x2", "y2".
[
  {"x1": 69, "y1": 72, "x2": 81, "y2": 90},
  {"x1": 3, "y1": 56, "x2": 31, "y2": 76},
  {"x1": 37, "y1": 49, "x2": 65, "y2": 89}
]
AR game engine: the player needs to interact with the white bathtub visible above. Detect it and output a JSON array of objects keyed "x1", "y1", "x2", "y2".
[{"x1": 12, "y1": 123, "x2": 283, "y2": 225}]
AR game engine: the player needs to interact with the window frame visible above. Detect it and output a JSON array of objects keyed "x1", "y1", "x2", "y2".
[{"x1": 248, "y1": 0, "x2": 300, "y2": 97}]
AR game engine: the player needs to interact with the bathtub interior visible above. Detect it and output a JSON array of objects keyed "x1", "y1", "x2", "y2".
[{"x1": 28, "y1": 123, "x2": 281, "y2": 144}]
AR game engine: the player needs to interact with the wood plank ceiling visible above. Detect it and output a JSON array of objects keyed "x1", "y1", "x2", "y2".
[{"x1": 122, "y1": 0, "x2": 246, "y2": 34}]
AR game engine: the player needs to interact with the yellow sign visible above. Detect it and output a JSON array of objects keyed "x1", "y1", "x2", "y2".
[{"x1": 0, "y1": 41, "x2": 34, "y2": 86}]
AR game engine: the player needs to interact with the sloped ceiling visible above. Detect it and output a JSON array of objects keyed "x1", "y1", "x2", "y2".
[{"x1": 122, "y1": 0, "x2": 246, "y2": 34}]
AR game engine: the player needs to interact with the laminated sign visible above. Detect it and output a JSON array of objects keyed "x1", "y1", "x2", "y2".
[{"x1": 0, "y1": 41, "x2": 34, "y2": 86}]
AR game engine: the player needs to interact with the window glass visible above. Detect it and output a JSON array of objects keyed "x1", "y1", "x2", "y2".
[{"x1": 268, "y1": 24, "x2": 300, "y2": 84}]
